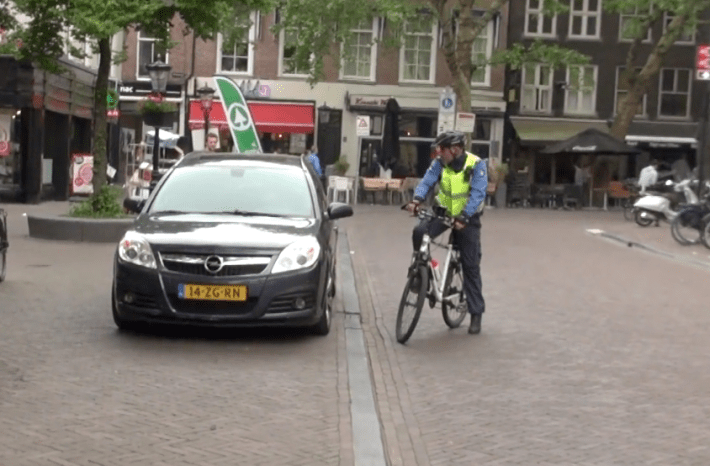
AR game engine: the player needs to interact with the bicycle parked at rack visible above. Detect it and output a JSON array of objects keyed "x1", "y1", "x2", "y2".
[{"x1": 396, "y1": 206, "x2": 468, "y2": 344}]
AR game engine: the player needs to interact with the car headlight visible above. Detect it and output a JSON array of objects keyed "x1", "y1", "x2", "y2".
[
  {"x1": 117, "y1": 231, "x2": 157, "y2": 269},
  {"x1": 272, "y1": 237, "x2": 321, "y2": 274}
]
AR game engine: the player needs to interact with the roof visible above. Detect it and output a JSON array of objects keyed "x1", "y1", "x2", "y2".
[{"x1": 176, "y1": 152, "x2": 306, "y2": 169}]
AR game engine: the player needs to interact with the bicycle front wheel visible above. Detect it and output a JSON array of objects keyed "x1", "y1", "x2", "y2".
[
  {"x1": 670, "y1": 211, "x2": 701, "y2": 245},
  {"x1": 396, "y1": 264, "x2": 428, "y2": 344},
  {"x1": 441, "y1": 260, "x2": 467, "y2": 328},
  {"x1": 623, "y1": 199, "x2": 636, "y2": 221}
]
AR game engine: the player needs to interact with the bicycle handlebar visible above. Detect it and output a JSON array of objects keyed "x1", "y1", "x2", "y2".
[{"x1": 400, "y1": 204, "x2": 455, "y2": 227}]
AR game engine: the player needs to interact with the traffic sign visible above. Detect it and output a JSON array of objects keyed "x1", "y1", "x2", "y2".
[
  {"x1": 356, "y1": 115, "x2": 370, "y2": 136},
  {"x1": 696, "y1": 45, "x2": 710, "y2": 80}
]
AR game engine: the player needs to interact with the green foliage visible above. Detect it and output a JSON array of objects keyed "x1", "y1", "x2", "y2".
[
  {"x1": 490, "y1": 40, "x2": 590, "y2": 71},
  {"x1": 138, "y1": 98, "x2": 178, "y2": 114},
  {"x1": 69, "y1": 185, "x2": 127, "y2": 218},
  {"x1": 334, "y1": 156, "x2": 350, "y2": 175}
]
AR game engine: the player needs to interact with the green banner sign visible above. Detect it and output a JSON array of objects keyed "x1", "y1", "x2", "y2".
[{"x1": 213, "y1": 76, "x2": 262, "y2": 154}]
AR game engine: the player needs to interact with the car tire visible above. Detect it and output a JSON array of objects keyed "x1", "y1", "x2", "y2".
[
  {"x1": 112, "y1": 288, "x2": 137, "y2": 332},
  {"x1": 311, "y1": 270, "x2": 333, "y2": 336}
]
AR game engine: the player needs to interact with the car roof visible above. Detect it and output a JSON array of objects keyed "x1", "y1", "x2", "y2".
[{"x1": 175, "y1": 152, "x2": 307, "y2": 169}]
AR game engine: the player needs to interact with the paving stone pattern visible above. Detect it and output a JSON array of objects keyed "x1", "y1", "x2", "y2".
[{"x1": 344, "y1": 205, "x2": 710, "y2": 466}]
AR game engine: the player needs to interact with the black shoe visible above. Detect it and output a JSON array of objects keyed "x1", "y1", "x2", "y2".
[{"x1": 468, "y1": 314, "x2": 481, "y2": 334}]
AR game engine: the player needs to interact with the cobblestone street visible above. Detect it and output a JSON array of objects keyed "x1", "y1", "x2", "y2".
[{"x1": 344, "y1": 204, "x2": 710, "y2": 466}]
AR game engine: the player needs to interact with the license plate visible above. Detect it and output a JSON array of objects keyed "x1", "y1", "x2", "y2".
[{"x1": 178, "y1": 284, "x2": 248, "y2": 302}]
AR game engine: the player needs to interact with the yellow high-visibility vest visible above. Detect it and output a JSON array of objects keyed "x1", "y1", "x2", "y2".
[{"x1": 437, "y1": 152, "x2": 481, "y2": 217}]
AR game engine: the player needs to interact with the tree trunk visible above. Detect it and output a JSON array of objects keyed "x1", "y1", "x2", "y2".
[
  {"x1": 91, "y1": 37, "x2": 111, "y2": 197},
  {"x1": 610, "y1": 13, "x2": 688, "y2": 140}
]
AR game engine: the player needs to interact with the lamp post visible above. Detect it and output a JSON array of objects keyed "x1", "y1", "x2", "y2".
[
  {"x1": 197, "y1": 84, "x2": 215, "y2": 149},
  {"x1": 145, "y1": 60, "x2": 172, "y2": 191}
]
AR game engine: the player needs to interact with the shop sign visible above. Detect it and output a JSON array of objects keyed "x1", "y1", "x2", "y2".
[
  {"x1": 71, "y1": 154, "x2": 94, "y2": 195},
  {"x1": 697, "y1": 45, "x2": 710, "y2": 80},
  {"x1": 349, "y1": 95, "x2": 389, "y2": 109},
  {"x1": 455, "y1": 112, "x2": 475, "y2": 133},
  {"x1": 118, "y1": 81, "x2": 182, "y2": 99}
]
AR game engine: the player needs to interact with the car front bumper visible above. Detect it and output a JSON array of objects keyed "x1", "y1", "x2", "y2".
[{"x1": 113, "y1": 257, "x2": 325, "y2": 328}]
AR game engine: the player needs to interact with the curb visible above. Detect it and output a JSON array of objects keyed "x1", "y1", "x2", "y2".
[{"x1": 27, "y1": 213, "x2": 134, "y2": 243}]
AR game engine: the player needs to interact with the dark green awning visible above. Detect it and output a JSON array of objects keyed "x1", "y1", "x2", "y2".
[{"x1": 511, "y1": 117, "x2": 610, "y2": 143}]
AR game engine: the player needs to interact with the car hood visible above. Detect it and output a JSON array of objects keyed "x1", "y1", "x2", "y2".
[{"x1": 130, "y1": 214, "x2": 318, "y2": 249}]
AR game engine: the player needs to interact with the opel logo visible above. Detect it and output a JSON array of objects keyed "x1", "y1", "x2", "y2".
[{"x1": 204, "y1": 255, "x2": 224, "y2": 274}]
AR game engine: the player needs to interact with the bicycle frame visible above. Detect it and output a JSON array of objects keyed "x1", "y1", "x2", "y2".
[{"x1": 418, "y1": 231, "x2": 459, "y2": 307}]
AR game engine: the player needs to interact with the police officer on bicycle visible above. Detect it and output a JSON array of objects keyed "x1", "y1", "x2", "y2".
[{"x1": 406, "y1": 130, "x2": 488, "y2": 334}]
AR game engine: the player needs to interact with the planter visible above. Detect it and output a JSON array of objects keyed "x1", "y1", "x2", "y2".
[{"x1": 142, "y1": 111, "x2": 177, "y2": 128}]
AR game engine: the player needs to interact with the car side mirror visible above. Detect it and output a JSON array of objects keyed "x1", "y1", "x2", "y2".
[
  {"x1": 123, "y1": 197, "x2": 146, "y2": 214},
  {"x1": 327, "y1": 202, "x2": 354, "y2": 220}
]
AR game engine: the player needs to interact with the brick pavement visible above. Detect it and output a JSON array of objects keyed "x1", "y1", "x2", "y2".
[
  {"x1": 344, "y1": 204, "x2": 710, "y2": 466},
  {"x1": 0, "y1": 201, "x2": 352, "y2": 466}
]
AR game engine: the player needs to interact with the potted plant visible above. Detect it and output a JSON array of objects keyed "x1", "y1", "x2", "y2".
[
  {"x1": 138, "y1": 95, "x2": 178, "y2": 128},
  {"x1": 334, "y1": 156, "x2": 350, "y2": 176}
]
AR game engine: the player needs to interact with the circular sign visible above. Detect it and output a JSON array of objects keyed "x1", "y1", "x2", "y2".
[
  {"x1": 442, "y1": 97, "x2": 454, "y2": 109},
  {"x1": 227, "y1": 103, "x2": 252, "y2": 131}
]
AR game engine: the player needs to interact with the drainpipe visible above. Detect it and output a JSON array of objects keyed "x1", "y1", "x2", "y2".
[{"x1": 183, "y1": 30, "x2": 197, "y2": 152}]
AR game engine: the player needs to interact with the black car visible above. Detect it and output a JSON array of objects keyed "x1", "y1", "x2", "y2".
[{"x1": 113, "y1": 152, "x2": 353, "y2": 335}]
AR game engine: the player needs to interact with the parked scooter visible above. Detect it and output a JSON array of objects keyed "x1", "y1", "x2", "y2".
[{"x1": 634, "y1": 178, "x2": 699, "y2": 227}]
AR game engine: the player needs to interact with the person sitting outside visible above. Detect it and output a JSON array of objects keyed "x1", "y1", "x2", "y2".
[{"x1": 638, "y1": 160, "x2": 659, "y2": 193}]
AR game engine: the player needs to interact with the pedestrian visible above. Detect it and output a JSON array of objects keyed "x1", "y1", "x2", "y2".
[
  {"x1": 405, "y1": 130, "x2": 488, "y2": 335},
  {"x1": 307, "y1": 145, "x2": 323, "y2": 177},
  {"x1": 638, "y1": 159, "x2": 659, "y2": 193},
  {"x1": 205, "y1": 133, "x2": 219, "y2": 152},
  {"x1": 574, "y1": 160, "x2": 591, "y2": 205}
]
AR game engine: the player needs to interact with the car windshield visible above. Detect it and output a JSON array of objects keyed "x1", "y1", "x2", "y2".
[{"x1": 149, "y1": 160, "x2": 314, "y2": 217}]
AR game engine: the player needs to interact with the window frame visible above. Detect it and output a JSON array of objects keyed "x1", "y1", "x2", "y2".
[
  {"x1": 618, "y1": 6, "x2": 653, "y2": 43},
  {"x1": 136, "y1": 30, "x2": 170, "y2": 80},
  {"x1": 339, "y1": 17, "x2": 379, "y2": 82},
  {"x1": 216, "y1": 12, "x2": 257, "y2": 76},
  {"x1": 657, "y1": 67, "x2": 692, "y2": 119},
  {"x1": 568, "y1": 0, "x2": 602, "y2": 40},
  {"x1": 524, "y1": 0, "x2": 557, "y2": 38},
  {"x1": 521, "y1": 64, "x2": 553, "y2": 114},
  {"x1": 278, "y1": 27, "x2": 311, "y2": 78},
  {"x1": 398, "y1": 17, "x2": 438, "y2": 84},
  {"x1": 614, "y1": 66, "x2": 647, "y2": 118},
  {"x1": 564, "y1": 65, "x2": 598, "y2": 115},
  {"x1": 663, "y1": 12, "x2": 695, "y2": 45},
  {"x1": 470, "y1": 20, "x2": 495, "y2": 87}
]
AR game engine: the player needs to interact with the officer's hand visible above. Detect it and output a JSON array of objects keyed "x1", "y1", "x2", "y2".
[
  {"x1": 453, "y1": 217, "x2": 467, "y2": 230},
  {"x1": 406, "y1": 201, "x2": 420, "y2": 215}
]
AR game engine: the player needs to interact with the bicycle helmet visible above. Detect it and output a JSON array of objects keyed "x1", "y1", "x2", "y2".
[{"x1": 431, "y1": 131, "x2": 465, "y2": 149}]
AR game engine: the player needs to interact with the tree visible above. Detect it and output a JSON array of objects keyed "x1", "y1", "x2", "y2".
[
  {"x1": 5, "y1": 0, "x2": 267, "y2": 208},
  {"x1": 272, "y1": 0, "x2": 588, "y2": 136},
  {"x1": 605, "y1": 0, "x2": 709, "y2": 140}
]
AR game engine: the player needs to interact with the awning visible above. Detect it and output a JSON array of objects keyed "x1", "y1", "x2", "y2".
[
  {"x1": 625, "y1": 121, "x2": 698, "y2": 148},
  {"x1": 188, "y1": 100, "x2": 315, "y2": 134},
  {"x1": 248, "y1": 101, "x2": 314, "y2": 134},
  {"x1": 511, "y1": 117, "x2": 609, "y2": 144}
]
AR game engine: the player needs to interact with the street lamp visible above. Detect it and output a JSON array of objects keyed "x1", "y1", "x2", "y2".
[
  {"x1": 145, "y1": 60, "x2": 172, "y2": 190},
  {"x1": 197, "y1": 84, "x2": 215, "y2": 149}
]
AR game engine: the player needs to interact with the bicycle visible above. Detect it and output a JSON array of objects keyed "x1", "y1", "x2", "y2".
[
  {"x1": 621, "y1": 181, "x2": 641, "y2": 221},
  {"x1": 395, "y1": 206, "x2": 468, "y2": 344}
]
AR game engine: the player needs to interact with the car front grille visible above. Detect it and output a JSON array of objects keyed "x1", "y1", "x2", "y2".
[
  {"x1": 266, "y1": 292, "x2": 317, "y2": 314},
  {"x1": 160, "y1": 253, "x2": 271, "y2": 277},
  {"x1": 167, "y1": 294, "x2": 259, "y2": 316}
]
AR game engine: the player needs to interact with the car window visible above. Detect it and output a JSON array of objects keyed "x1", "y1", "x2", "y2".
[{"x1": 149, "y1": 161, "x2": 315, "y2": 217}]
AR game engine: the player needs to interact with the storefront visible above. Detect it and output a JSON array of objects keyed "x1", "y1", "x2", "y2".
[
  {"x1": 624, "y1": 121, "x2": 698, "y2": 177},
  {"x1": 187, "y1": 97, "x2": 316, "y2": 154}
]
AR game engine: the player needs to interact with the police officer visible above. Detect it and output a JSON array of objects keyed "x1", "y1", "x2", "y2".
[{"x1": 406, "y1": 131, "x2": 488, "y2": 334}]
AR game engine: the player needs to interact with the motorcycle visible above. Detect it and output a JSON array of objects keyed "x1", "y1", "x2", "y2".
[{"x1": 634, "y1": 178, "x2": 699, "y2": 227}]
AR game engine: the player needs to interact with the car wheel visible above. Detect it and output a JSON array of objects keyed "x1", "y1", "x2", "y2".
[
  {"x1": 312, "y1": 271, "x2": 333, "y2": 336},
  {"x1": 112, "y1": 288, "x2": 137, "y2": 332},
  {"x1": 0, "y1": 250, "x2": 6, "y2": 283}
]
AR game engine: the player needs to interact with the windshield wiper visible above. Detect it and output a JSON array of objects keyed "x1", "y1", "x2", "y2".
[
  {"x1": 148, "y1": 210, "x2": 188, "y2": 216},
  {"x1": 227, "y1": 209, "x2": 287, "y2": 218}
]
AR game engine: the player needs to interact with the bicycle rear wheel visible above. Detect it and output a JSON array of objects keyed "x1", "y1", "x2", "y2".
[
  {"x1": 670, "y1": 211, "x2": 701, "y2": 245},
  {"x1": 396, "y1": 264, "x2": 428, "y2": 344},
  {"x1": 441, "y1": 259, "x2": 467, "y2": 328},
  {"x1": 623, "y1": 199, "x2": 636, "y2": 221}
]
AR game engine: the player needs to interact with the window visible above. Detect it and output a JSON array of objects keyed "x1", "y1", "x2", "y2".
[
  {"x1": 399, "y1": 17, "x2": 437, "y2": 83},
  {"x1": 568, "y1": 0, "x2": 601, "y2": 39},
  {"x1": 64, "y1": 28, "x2": 97, "y2": 68},
  {"x1": 521, "y1": 64, "x2": 553, "y2": 113},
  {"x1": 279, "y1": 28, "x2": 310, "y2": 77},
  {"x1": 341, "y1": 18, "x2": 378, "y2": 81},
  {"x1": 659, "y1": 68, "x2": 691, "y2": 118},
  {"x1": 137, "y1": 31, "x2": 168, "y2": 78},
  {"x1": 615, "y1": 67, "x2": 646, "y2": 116},
  {"x1": 471, "y1": 21, "x2": 494, "y2": 86},
  {"x1": 217, "y1": 13, "x2": 256, "y2": 75},
  {"x1": 664, "y1": 12, "x2": 695, "y2": 44},
  {"x1": 619, "y1": 6, "x2": 652, "y2": 42},
  {"x1": 565, "y1": 65, "x2": 597, "y2": 114},
  {"x1": 525, "y1": 0, "x2": 556, "y2": 37}
]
